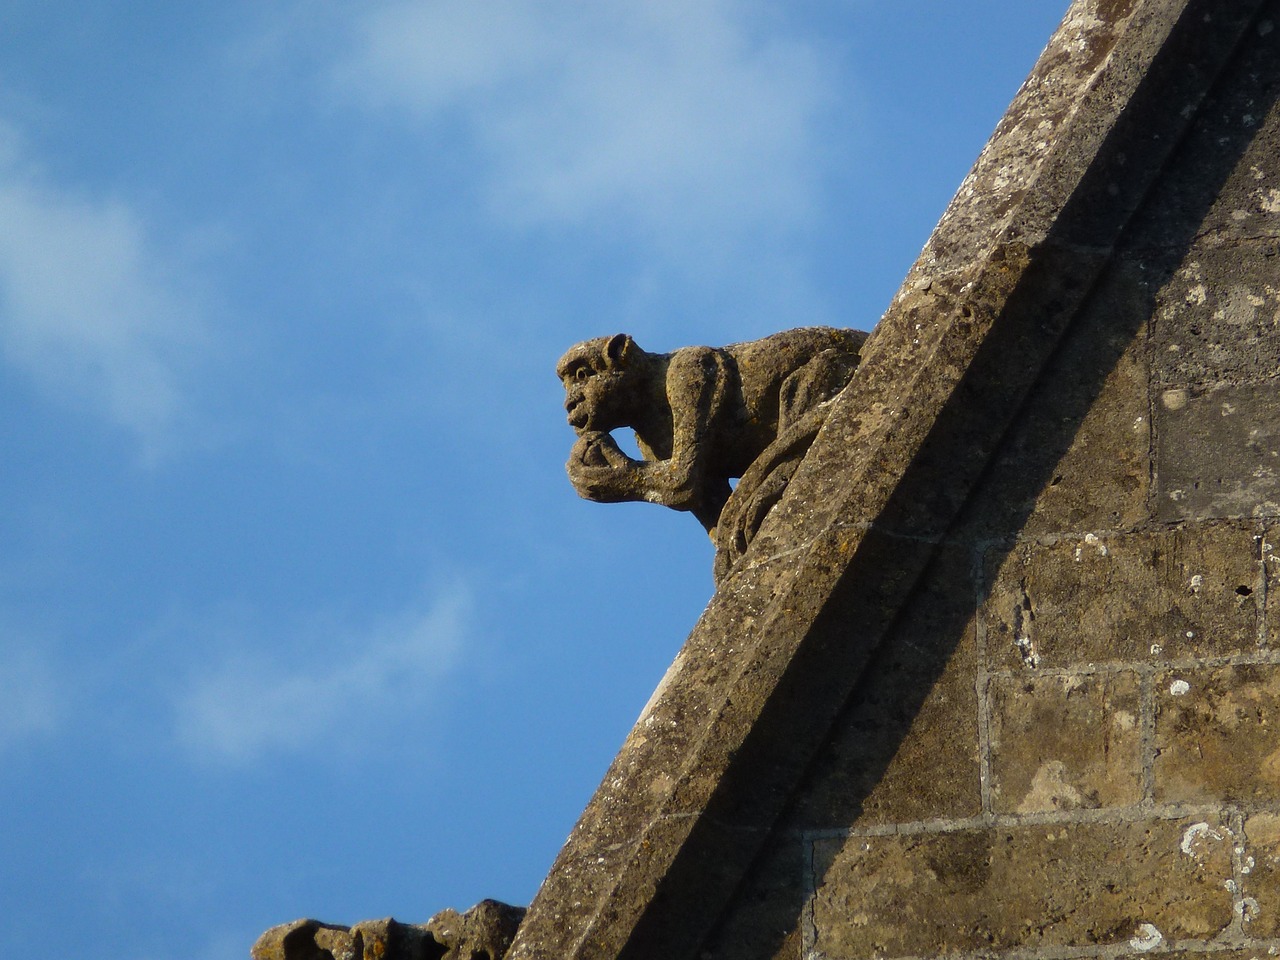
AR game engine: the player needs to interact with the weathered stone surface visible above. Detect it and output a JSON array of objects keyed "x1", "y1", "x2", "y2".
[
  {"x1": 251, "y1": 902, "x2": 525, "y2": 960},
  {"x1": 423, "y1": 900, "x2": 526, "y2": 960},
  {"x1": 965, "y1": 300, "x2": 1152, "y2": 540},
  {"x1": 1126, "y1": 14, "x2": 1280, "y2": 252},
  {"x1": 984, "y1": 525, "x2": 1260, "y2": 670},
  {"x1": 1242, "y1": 812, "x2": 1280, "y2": 936},
  {"x1": 1151, "y1": 246, "x2": 1280, "y2": 390},
  {"x1": 810, "y1": 817, "x2": 1235, "y2": 958},
  {"x1": 788, "y1": 544, "x2": 981, "y2": 829},
  {"x1": 695, "y1": 835, "x2": 806, "y2": 960},
  {"x1": 1155, "y1": 663, "x2": 1280, "y2": 804},
  {"x1": 1267, "y1": 524, "x2": 1280, "y2": 645},
  {"x1": 1156, "y1": 380, "x2": 1280, "y2": 521},
  {"x1": 989, "y1": 671, "x2": 1143, "y2": 813},
  {"x1": 251, "y1": 919, "x2": 438, "y2": 960},
  {"x1": 252, "y1": 921, "x2": 363, "y2": 960}
]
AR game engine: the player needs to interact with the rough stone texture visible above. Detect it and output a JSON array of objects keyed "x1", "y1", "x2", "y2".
[
  {"x1": 1155, "y1": 663, "x2": 1280, "y2": 804},
  {"x1": 787, "y1": 544, "x2": 982, "y2": 831},
  {"x1": 251, "y1": 902, "x2": 525, "y2": 960},
  {"x1": 973, "y1": 306, "x2": 1153, "y2": 538},
  {"x1": 1156, "y1": 380, "x2": 1280, "y2": 520},
  {"x1": 1150, "y1": 247, "x2": 1280, "y2": 389},
  {"x1": 505, "y1": 3, "x2": 1280, "y2": 959},
  {"x1": 989, "y1": 671, "x2": 1143, "y2": 814},
  {"x1": 811, "y1": 817, "x2": 1235, "y2": 957},
  {"x1": 1243, "y1": 812, "x2": 1280, "y2": 936},
  {"x1": 983, "y1": 524, "x2": 1261, "y2": 670},
  {"x1": 693, "y1": 836, "x2": 807, "y2": 960},
  {"x1": 1266, "y1": 523, "x2": 1280, "y2": 644}
]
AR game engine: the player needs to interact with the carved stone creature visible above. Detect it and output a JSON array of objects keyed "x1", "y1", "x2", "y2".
[
  {"x1": 557, "y1": 327, "x2": 866, "y2": 579},
  {"x1": 251, "y1": 900, "x2": 525, "y2": 960}
]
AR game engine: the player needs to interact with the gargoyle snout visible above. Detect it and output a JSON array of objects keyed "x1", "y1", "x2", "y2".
[{"x1": 564, "y1": 393, "x2": 589, "y2": 431}]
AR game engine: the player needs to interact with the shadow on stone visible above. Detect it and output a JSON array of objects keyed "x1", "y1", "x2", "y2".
[{"x1": 677, "y1": 4, "x2": 1278, "y2": 957}]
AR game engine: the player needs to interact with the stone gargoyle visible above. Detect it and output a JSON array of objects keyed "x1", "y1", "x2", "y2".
[{"x1": 557, "y1": 326, "x2": 867, "y2": 580}]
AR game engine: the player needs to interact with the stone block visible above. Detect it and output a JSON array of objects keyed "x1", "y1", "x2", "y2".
[
  {"x1": 1151, "y1": 245, "x2": 1280, "y2": 389},
  {"x1": 1268, "y1": 525, "x2": 1280, "y2": 644},
  {"x1": 989, "y1": 671, "x2": 1143, "y2": 814},
  {"x1": 985, "y1": 525, "x2": 1259, "y2": 670},
  {"x1": 1155, "y1": 662, "x2": 1280, "y2": 804},
  {"x1": 810, "y1": 817, "x2": 1234, "y2": 958},
  {"x1": 1243, "y1": 812, "x2": 1280, "y2": 936},
  {"x1": 1155, "y1": 380, "x2": 1280, "y2": 521}
]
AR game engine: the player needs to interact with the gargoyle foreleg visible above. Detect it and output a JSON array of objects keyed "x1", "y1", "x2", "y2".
[{"x1": 567, "y1": 431, "x2": 711, "y2": 518}]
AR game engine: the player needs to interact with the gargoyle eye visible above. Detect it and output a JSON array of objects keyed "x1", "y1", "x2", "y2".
[{"x1": 575, "y1": 367, "x2": 590, "y2": 382}]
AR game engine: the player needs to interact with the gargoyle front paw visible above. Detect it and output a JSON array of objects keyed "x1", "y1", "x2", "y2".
[
  {"x1": 567, "y1": 432, "x2": 642, "y2": 502},
  {"x1": 570, "y1": 431, "x2": 633, "y2": 470}
]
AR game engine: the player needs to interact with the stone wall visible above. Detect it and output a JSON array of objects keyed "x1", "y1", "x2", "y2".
[
  {"x1": 500, "y1": 2, "x2": 1280, "y2": 958},
  {"x1": 700, "y1": 8, "x2": 1280, "y2": 959}
]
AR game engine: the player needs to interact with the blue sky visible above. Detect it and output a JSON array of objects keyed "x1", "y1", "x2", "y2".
[{"x1": 0, "y1": 2, "x2": 1065, "y2": 957}]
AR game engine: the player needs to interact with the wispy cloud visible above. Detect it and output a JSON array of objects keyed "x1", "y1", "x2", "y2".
[
  {"x1": 174, "y1": 590, "x2": 468, "y2": 764},
  {"x1": 0, "y1": 639, "x2": 65, "y2": 752},
  {"x1": 336, "y1": 0, "x2": 838, "y2": 259},
  {"x1": 0, "y1": 122, "x2": 208, "y2": 453}
]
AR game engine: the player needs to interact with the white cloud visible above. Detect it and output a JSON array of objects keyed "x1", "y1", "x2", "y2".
[
  {"x1": 0, "y1": 123, "x2": 208, "y2": 452},
  {"x1": 0, "y1": 640, "x2": 64, "y2": 751},
  {"x1": 174, "y1": 590, "x2": 468, "y2": 764},
  {"x1": 337, "y1": 0, "x2": 837, "y2": 258}
]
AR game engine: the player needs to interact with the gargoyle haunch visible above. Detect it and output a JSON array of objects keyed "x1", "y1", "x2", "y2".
[{"x1": 557, "y1": 327, "x2": 867, "y2": 580}]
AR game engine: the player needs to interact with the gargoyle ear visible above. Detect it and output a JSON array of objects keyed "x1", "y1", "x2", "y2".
[{"x1": 604, "y1": 333, "x2": 633, "y2": 367}]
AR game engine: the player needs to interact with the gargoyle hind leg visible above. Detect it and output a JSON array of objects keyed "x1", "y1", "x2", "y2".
[
  {"x1": 777, "y1": 348, "x2": 860, "y2": 434},
  {"x1": 692, "y1": 479, "x2": 732, "y2": 537}
]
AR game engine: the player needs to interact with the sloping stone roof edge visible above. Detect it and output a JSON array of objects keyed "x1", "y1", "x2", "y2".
[{"x1": 507, "y1": 1, "x2": 1268, "y2": 958}]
